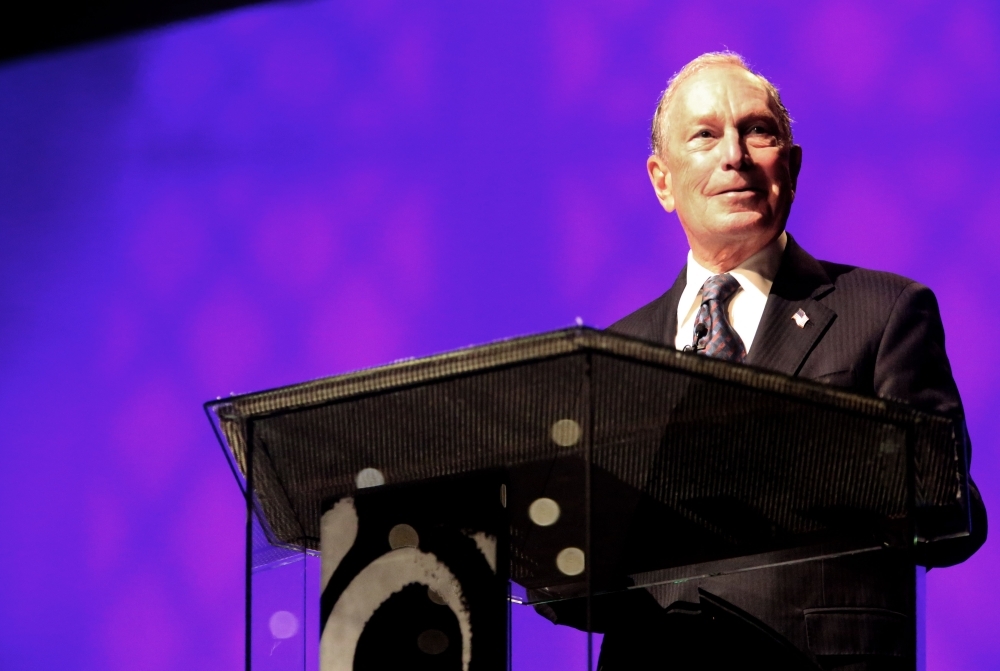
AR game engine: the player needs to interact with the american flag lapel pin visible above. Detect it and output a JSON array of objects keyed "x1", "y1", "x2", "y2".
[{"x1": 792, "y1": 308, "x2": 809, "y2": 328}]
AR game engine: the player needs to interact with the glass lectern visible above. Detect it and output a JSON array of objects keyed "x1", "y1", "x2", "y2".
[{"x1": 204, "y1": 328, "x2": 970, "y2": 670}]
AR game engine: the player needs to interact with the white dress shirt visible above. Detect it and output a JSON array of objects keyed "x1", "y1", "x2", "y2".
[{"x1": 674, "y1": 232, "x2": 788, "y2": 354}]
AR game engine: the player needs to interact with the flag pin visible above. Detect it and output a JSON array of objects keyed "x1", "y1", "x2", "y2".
[{"x1": 792, "y1": 309, "x2": 809, "y2": 328}]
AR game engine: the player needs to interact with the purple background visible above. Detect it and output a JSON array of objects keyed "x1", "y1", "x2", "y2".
[{"x1": 1, "y1": 1, "x2": 998, "y2": 669}]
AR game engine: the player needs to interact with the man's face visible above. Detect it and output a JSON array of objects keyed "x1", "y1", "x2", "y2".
[{"x1": 648, "y1": 65, "x2": 801, "y2": 268}]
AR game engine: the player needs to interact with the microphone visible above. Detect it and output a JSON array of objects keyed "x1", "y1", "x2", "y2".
[{"x1": 683, "y1": 323, "x2": 708, "y2": 353}]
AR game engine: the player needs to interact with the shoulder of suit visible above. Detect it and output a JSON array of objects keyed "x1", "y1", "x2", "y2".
[
  {"x1": 606, "y1": 288, "x2": 671, "y2": 339},
  {"x1": 817, "y1": 258, "x2": 928, "y2": 299}
]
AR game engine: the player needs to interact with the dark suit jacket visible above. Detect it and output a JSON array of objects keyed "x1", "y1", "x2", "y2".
[{"x1": 603, "y1": 234, "x2": 987, "y2": 663}]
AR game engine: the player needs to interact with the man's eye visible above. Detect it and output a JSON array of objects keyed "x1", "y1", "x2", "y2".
[
  {"x1": 697, "y1": 130, "x2": 712, "y2": 138},
  {"x1": 749, "y1": 125, "x2": 771, "y2": 135}
]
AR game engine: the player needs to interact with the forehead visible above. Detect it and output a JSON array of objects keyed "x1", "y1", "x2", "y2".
[{"x1": 669, "y1": 65, "x2": 775, "y2": 126}]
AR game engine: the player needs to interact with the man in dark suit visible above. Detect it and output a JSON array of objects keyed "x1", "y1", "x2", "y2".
[{"x1": 595, "y1": 52, "x2": 986, "y2": 669}]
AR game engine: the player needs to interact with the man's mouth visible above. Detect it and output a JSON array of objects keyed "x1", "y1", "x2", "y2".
[{"x1": 717, "y1": 187, "x2": 762, "y2": 196}]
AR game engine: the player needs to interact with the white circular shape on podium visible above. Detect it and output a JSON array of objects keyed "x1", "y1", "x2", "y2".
[
  {"x1": 556, "y1": 547, "x2": 585, "y2": 576},
  {"x1": 355, "y1": 467, "x2": 385, "y2": 488},
  {"x1": 269, "y1": 610, "x2": 299, "y2": 639},
  {"x1": 321, "y1": 547, "x2": 472, "y2": 671},
  {"x1": 528, "y1": 497, "x2": 561, "y2": 526},
  {"x1": 550, "y1": 419, "x2": 581, "y2": 447}
]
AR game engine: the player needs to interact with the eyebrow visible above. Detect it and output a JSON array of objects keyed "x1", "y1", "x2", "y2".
[
  {"x1": 684, "y1": 107, "x2": 778, "y2": 126},
  {"x1": 736, "y1": 112, "x2": 779, "y2": 127}
]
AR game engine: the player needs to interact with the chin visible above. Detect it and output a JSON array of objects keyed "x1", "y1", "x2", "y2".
[{"x1": 714, "y1": 213, "x2": 772, "y2": 236}]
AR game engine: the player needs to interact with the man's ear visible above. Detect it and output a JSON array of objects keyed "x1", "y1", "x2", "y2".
[
  {"x1": 647, "y1": 154, "x2": 675, "y2": 212},
  {"x1": 789, "y1": 144, "x2": 803, "y2": 195}
]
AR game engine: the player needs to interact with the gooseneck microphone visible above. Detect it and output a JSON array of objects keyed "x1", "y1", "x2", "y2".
[{"x1": 683, "y1": 323, "x2": 708, "y2": 353}]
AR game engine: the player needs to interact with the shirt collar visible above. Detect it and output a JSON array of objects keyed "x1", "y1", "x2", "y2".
[{"x1": 685, "y1": 231, "x2": 787, "y2": 299}]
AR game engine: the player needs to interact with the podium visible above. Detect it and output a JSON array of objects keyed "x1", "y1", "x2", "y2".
[{"x1": 204, "y1": 328, "x2": 971, "y2": 670}]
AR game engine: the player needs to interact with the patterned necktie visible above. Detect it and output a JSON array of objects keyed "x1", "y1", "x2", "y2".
[{"x1": 692, "y1": 273, "x2": 747, "y2": 362}]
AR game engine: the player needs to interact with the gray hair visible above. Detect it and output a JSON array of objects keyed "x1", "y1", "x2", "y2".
[{"x1": 650, "y1": 52, "x2": 793, "y2": 156}]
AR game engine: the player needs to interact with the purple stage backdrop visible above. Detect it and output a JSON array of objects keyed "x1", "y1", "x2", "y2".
[{"x1": 1, "y1": 1, "x2": 998, "y2": 669}]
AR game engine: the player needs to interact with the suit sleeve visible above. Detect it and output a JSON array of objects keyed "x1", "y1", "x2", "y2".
[{"x1": 875, "y1": 282, "x2": 987, "y2": 566}]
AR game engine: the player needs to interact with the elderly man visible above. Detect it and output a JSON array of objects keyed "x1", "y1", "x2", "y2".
[{"x1": 598, "y1": 53, "x2": 987, "y2": 670}]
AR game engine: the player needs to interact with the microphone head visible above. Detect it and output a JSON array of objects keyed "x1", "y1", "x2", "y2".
[{"x1": 684, "y1": 323, "x2": 708, "y2": 353}]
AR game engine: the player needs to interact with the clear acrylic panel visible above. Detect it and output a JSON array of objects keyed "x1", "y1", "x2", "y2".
[
  {"x1": 245, "y1": 480, "x2": 321, "y2": 670},
  {"x1": 248, "y1": 548, "x2": 315, "y2": 670}
]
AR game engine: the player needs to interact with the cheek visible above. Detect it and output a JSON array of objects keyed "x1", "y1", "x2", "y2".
[
  {"x1": 677, "y1": 183, "x2": 711, "y2": 217},
  {"x1": 760, "y1": 161, "x2": 790, "y2": 197},
  {"x1": 677, "y1": 163, "x2": 714, "y2": 200}
]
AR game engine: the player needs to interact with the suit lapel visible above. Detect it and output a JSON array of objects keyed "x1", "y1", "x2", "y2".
[
  {"x1": 659, "y1": 267, "x2": 686, "y2": 346},
  {"x1": 745, "y1": 235, "x2": 837, "y2": 376}
]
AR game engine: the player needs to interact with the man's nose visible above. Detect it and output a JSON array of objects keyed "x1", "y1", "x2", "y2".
[{"x1": 719, "y1": 128, "x2": 748, "y2": 170}]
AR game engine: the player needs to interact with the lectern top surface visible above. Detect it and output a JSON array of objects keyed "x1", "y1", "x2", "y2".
[{"x1": 207, "y1": 327, "x2": 911, "y2": 422}]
